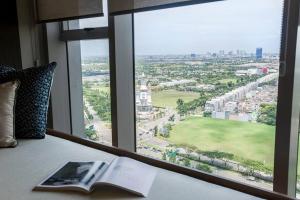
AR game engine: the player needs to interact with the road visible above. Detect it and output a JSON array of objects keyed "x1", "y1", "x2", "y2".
[
  {"x1": 84, "y1": 99, "x2": 112, "y2": 145},
  {"x1": 136, "y1": 107, "x2": 178, "y2": 149}
]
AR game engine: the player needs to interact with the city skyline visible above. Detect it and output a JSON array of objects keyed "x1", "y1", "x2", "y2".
[
  {"x1": 81, "y1": 0, "x2": 283, "y2": 58},
  {"x1": 81, "y1": 48, "x2": 278, "y2": 60}
]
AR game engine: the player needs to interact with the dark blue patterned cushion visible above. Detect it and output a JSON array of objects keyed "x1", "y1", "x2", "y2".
[
  {"x1": 0, "y1": 63, "x2": 57, "y2": 139},
  {"x1": 0, "y1": 66, "x2": 16, "y2": 80},
  {"x1": 0, "y1": 65, "x2": 16, "y2": 73}
]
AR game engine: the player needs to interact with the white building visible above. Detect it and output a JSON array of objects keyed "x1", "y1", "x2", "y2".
[
  {"x1": 159, "y1": 79, "x2": 196, "y2": 88},
  {"x1": 212, "y1": 111, "x2": 230, "y2": 120},
  {"x1": 224, "y1": 101, "x2": 238, "y2": 113},
  {"x1": 204, "y1": 73, "x2": 278, "y2": 113},
  {"x1": 136, "y1": 80, "x2": 152, "y2": 113}
]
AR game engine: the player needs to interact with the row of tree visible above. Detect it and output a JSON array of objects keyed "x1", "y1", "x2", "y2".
[
  {"x1": 83, "y1": 84, "x2": 111, "y2": 122},
  {"x1": 257, "y1": 103, "x2": 277, "y2": 126},
  {"x1": 176, "y1": 92, "x2": 210, "y2": 116}
]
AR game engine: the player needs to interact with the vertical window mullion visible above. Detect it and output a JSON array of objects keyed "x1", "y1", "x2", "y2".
[
  {"x1": 112, "y1": 14, "x2": 136, "y2": 151},
  {"x1": 273, "y1": 0, "x2": 300, "y2": 196},
  {"x1": 67, "y1": 40, "x2": 85, "y2": 138},
  {"x1": 108, "y1": 15, "x2": 119, "y2": 147}
]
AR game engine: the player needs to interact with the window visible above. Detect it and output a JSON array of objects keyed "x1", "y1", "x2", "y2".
[
  {"x1": 47, "y1": 0, "x2": 300, "y2": 197},
  {"x1": 80, "y1": 40, "x2": 111, "y2": 145},
  {"x1": 60, "y1": 1, "x2": 111, "y2": 145},
  {"x1": 134, "y1": 0, "x2": 283, "y2": 190},
  {"x1": 63, "y1": 10, "x2": 111, "y2": 145},
  {"x1": 69, "y1": 39, "x2": 112, "y2": 145}
]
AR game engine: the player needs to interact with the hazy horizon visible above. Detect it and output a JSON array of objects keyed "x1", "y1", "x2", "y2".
[{"x1": 81, "y1": 0, "x2": 283, "y2": 58}]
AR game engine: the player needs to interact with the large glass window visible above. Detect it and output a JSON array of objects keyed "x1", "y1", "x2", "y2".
[
  {"x1": 62, "y1": 0, "x2": 110, "y2": 146},
  {"x1": 77, "y1": 39, "x2": 112, "y2": 145},
  {"x1": 134, "y1": 0, "x2": 283, "y2": 190}
]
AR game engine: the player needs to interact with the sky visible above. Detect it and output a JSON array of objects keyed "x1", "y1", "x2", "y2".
[{"x1": 81, "y1": 0, "x2": 284, "y2": 58}]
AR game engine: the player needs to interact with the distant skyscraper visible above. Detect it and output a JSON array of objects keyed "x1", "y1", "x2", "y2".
[{"x1": 256, "y1": 48, "x2": 263, "y2": 60}]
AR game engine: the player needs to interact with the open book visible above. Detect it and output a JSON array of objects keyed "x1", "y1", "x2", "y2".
[{"x1": 34, "y1": 157, "x2": 157, "y2": 197}]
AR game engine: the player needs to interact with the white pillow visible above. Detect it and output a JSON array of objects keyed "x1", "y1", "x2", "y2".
[{"x1": 0, "y1": 80, "x2": 19, "y2": 147}]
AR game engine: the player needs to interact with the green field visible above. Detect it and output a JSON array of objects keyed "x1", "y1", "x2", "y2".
[
  {"x1": 218, "y1": 78, "x2": 237, "y2": 84},
  {"x1": 84, "y1": 82, "x2": 110, "y2": 93},
  {"x1": 152, "y1": 90, "x2": 199, "y2": 108},
  {"x1": 167, "y1": 117, "x2": 276, "y2": 167},
  {"x1": 98, "y1": 86, "x2": 110, "y2": 93}
]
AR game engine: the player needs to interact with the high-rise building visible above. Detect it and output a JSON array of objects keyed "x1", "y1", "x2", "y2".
[{"x1": 256, "y1": 48, "x2": 263, "y2": 59}]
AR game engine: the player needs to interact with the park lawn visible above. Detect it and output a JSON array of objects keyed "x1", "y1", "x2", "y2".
[
  {"x1": 152, "y1": 90, "x2": 199, "y2": 108},
  {"x1": 98, "y1": 86, "x2": 110, "y2": 93},
  {"x1": 218, "y1": 78, "x2": 237, "y2": 84},
  {"x1": 88, "y1": 85, "x2": 110, "y2": 93},
  {"x1": 167, "y1": 117, "x2": 276, "y2": 167}
]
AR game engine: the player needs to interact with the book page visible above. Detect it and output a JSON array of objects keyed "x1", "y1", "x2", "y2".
[
  {"x1": 35, "y1": 161, "x2": 107, "y2": 192},
  {"x1": 97, "y1": 157, "x2": 157, "y2": 197}
]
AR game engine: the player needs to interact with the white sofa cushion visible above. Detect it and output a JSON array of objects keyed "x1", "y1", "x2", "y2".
[{"x1": 0, "y1": 135, "x2": 262, "y2": 200}]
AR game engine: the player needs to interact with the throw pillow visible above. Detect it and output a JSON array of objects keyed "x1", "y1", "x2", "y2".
[
  {"x1": 0, "y1": 62, "x2": 57, "y2": 139},
  {"x1": 0, "y1": 80, "x2": 19, "y2": 147},
  {"x1": 16, "y1": 63, "x2": 57, "y2": 138},
  {"x1": 0, "y1": 65, "x2": 16, "y2": 81}
]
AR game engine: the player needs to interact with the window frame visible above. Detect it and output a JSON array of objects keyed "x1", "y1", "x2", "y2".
[
  {"x1": 55, "y1": 17, "x2": 119, "y2": 145},
  {"x1": 48, "y1": 0, "x2": 300, "y2": 198},
  {"x1": 273, "y1": 0, "x2": 300, "y2": 196}
]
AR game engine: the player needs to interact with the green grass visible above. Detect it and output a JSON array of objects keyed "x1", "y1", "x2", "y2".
[
  {"x1": 152, "y1": 90, "x2": 199, "y2": 108},
  {"x1": 218, "y1": 78, "x2": 237, "y2": 84},
  {"x1": 167, "y1": 117, "x2": 276, "y2": 167},
  {"x1": 98, "y1": 86, "x2": 110, "y2": 93},
  {"x1": 88, "y1": 84, "x2": 110, "y2": 93}
]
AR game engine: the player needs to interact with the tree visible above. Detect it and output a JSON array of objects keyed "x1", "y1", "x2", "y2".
[
  {"x1": 154, "y1": 126, "x2": 158, "y2": 137},
  {"x1": 168, "y1": 114, "x2": 175, "y2": 122},
  {"x1": 203, "y1": 111, "x2": 212, "y2": 118},
  {"x1": 257, "y1": 103, "x2": 277, "y2": 126},
  {"x1": 84, "y1": 125, "x2": 97, "y2": 140},
  {"x1": 87, "y1": 113, "x2": 94, "y2": 120},
  {"x1": 166, "y1": 149, "x2": 177, "y2": 163},
  {"x1": 162, "y1": 153, "x2": 167, "y2": 161},
  {"x1": 85, "y1": 90, "x2": 111, "y2": 122},
  {"x1": 199, "y1": 91, "x2": 205, "y2": 98},
  {"x1": 196, "y1": 163, "x2": 213, "y2": 173},
  {"x1": 176, "y1": 99, "x2": 187, "y2": 117},
  {"x1": 160, "y1": 124, "x2": 171, "y2": 138},
  {"x1": 183, "y1": 158, "x2": 191, "y2": 167},
  {"x1": 227, "y1": 81, "x2": 234, "y2": 88},
  {"x1": 165, "y1": 123, "x2": 172, "y2": 132}
]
